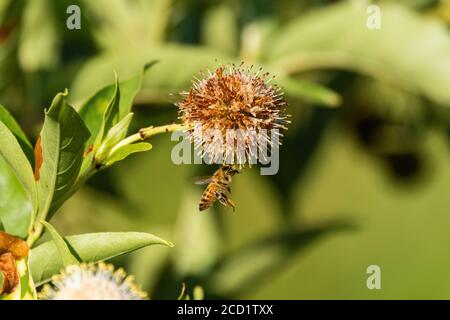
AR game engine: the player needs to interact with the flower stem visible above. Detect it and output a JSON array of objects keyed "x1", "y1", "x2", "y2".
[{"x1": 112, "y1": 123, "x2": 186, "y2": 152}]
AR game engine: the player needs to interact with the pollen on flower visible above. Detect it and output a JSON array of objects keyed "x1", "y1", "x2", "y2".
[
  {"x1": 177, "y1": 63, "x2": 290, "y2": 165},
  {"x1": 38, "y1": 262, "x2": 148, "y2": 300}
]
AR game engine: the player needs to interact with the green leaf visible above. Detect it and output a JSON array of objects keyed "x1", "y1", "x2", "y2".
[
  {"x1": 0, "y1": 105, "x2": 34, "y2": 163},
  {"x1": 29, "y1": 232, "x2": 173, "y2": 286},
  {"x1": 96, "y1": 113, "x2": 134, "y2": 162},
  {"x1": 205, "y1": 222, "x2": 352, "y2": 297},
  {"x1": 0, "y1": 107, "x2": 37, "y2": 217},
  {"x1": 105, "y1": 142, "x2": 152, "y2": 167},
  {"x1": 93, "y1": 72, "x2": 120, "y2": 153},
  {"x1": 41, "y1": 221, "x2": 79, "y2": 266},
  {"x1": 279, "y1": 76, "x2": 342, "y2": 107},
  {"x1": 193, "y1": 286, "x2": 205, "y2": 300},
  {"x1": 78, "y1": 62, "x2": 157, "y2": 148},
  {"x1": 0, "y1": 156, "x2": 32, "y2": 238},
  {"x1": 36, "y1": 90, "x2": 90, "y2": 220},
  {"x1": 0, "y1": 270, "x2": 3, "y2": 290},
  {"x1": 266, "y1": 2, "x2": 450, "y2": 106},
  {"x1": 81, "y1": 0, "x2": 171, "y2": 50}
]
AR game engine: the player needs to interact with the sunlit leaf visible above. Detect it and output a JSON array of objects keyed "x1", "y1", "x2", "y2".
[
  {"x1": 41, "y1": 221, "x2": 79, "y2": 267},
  {"x1": 36, "y1": 90, "x2": 90, "y2": 220},
  {"x1": 105, "y1": 142, "x2": 152, "y2": 166},
  {"x1": 0, "y1": 106, "x2": 36, "y2": 235},
  {"x1": 0, "y1": 158, "x2": 32, "y2": 239},
  {"x1": 30, "y1": 232, "x2": 173, "y2": 286}
]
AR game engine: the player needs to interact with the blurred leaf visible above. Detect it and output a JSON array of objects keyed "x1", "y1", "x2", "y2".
[
  {"x1": 193, "y1": 286, "x2": 204, "y2": 300},
  {"x1": 82, "y1": 0, "x2": 172, "y2": 50},
  {"x1": 41, "y1": 221, "x2": 79, "y2": 266},
  {"x1": 172, "y1": 187, "x2": 221, "y2": 275},
  {"x1": 30, "y1": 231, "x2": 173, "y2": 286},
  {"x1": 202, "y1": 4, "x2": 238, "y2": 54},
  {"x1": 0, "y1": 271, "x2": 3, "y2": 290},
  {"x1": 0, "y1": 106, "x2": 36, "y2": 218},
  {"x1": 279, "y1": 76, "x2": 342, "y2": 107},
  {"x1": 105, "y1": 142, "x2": 152, "y2": 167},
  {"x1": 205, "y1": 221, "x2": 352, "y2": 297},
  {"x1": 36, "y1": 91, "x2": 90, "y2": 220},
  {"x1": 267, "y1": 2, "x2": 450, "y2": 106},
  {"x1": 70, "y1": 45, "x2": 233, "y2": 104},
  {"x1": 0, "y1": 157, "x2": 32, "y2": 238},
  {"x1": 95, "y1": 113, "x2": 135, "y2": 166},
  {"x1": 18, "y1": 0, "x2": 58, "y2": 72}
]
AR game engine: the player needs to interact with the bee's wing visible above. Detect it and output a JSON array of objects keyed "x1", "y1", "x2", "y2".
[{"x1": 192, "y1": 176, "x2": 213, "y2": 185}]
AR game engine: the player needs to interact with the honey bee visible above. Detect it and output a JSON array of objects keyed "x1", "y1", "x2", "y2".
[{"x1": 194, "y1": 165, "x2": 240, "y2": 211}]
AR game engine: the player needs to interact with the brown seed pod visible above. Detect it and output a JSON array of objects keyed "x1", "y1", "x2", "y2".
[
  {"x1": 0, "y1": 232, "x2": 29, "y2": 295},
  {"x1": 0, "y1": 253, "x2": 19, "y2": 295},
  {"x1": 0, "y1": 231, "x2": 29, "y2": 260}
]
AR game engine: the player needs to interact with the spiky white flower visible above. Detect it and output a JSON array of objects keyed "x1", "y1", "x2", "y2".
[{"x1": 39, "y1": 263, "x2": 147, "y2": 300}]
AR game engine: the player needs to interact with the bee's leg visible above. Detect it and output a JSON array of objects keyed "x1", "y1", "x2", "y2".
[
  {"x1": 218, "y1": 193, "x2": 235, "y2": 211},
  {"x1": 227, "y1": 198, "x2": 235, "y2": 211}
]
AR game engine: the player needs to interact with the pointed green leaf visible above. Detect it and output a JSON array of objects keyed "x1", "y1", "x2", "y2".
[
  {"x1": 105, "y1": 142, "x2": 152, "y2": 167},
  {"x1": 0, "y1": 156, "x2": 32, "y2": 238},
  {"x1": 41, "y1": 221, "x2": 79, "y2": 266},
  {"x1": 0, "y1": 106, "x2": 36, "y2": 220},
  {"x1": 95, "y1": 113, "x2": 134, "y2": 164},
  {"x1": 29, "y1": 232, "x2": 173, "y2": 286},
  {"x1": 36, "y1": 90, "x2": 90, "y2": 220},
  {"x1": 94, "y1": 72, "x2": 120, "y2": 151}
]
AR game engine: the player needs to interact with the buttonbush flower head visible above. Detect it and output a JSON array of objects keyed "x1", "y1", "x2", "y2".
[
  {"x1": 39, "y1": 263, "x2": 147, "y2": 300},
  {"x1": 177, "y1": 63, "x2": 290, "y2": 164}
]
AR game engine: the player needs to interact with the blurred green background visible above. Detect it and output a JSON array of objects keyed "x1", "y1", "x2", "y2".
[{"x1": 1, "y1": 0, "x2": 450, "y2": 299}]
